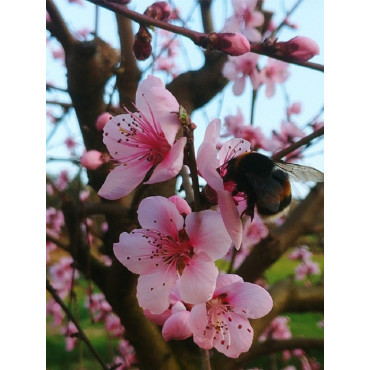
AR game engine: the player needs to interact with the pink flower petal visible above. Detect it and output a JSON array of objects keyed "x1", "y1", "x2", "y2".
[
  {"x1": 113, "y1": 232, "x2": 161, "y2": 275},
  {"x1": 214, "y1": 273, "x2": 243, "y2": 291},
  {"x1": 137, "y1": 196, "x2": 184, "y2": 236},
  {"x1": 162, "y1": 310, "x2": 192, "y2": 341},
  {"x1": 185, "y1": 210, "x2": 231, "y2": 260},
  {"x1": 227, "y1": 282, "x2": 273, "y2": 319},
  {"x1": 217, "y1": 190, "x2": 243, "y2": 249},
  {"x1": 233, "y1": 75, "x2": 246, "y2": 95},
  {"x1": 145, "y1": 137, "x2": 186, "y2": 184},
  {"x1": 219, "y1": 137, "x2": 251, "y2": 164},
  {"x1": 178, "y1": 253, "x2": 218, "y2": 304},
  {"x1": 214, "y1": 314, "x2": 254, "y2": 358},
  {"x1": 98, "y1": 160, "x2": 151, "y2": 200},
  {"x1": 136, "y1": 75, "x2": 180, "y2": 145},
  {"x1": 188, "y1": 304, "x2": 214, "y2": 349},
  {"x1": 137, "y1": 266, "x2": 178, "y2": 314},
  {"x1": 197, "y1": 119, "x2": 224, "y2": 191}
]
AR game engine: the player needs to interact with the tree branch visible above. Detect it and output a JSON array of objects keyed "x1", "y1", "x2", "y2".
[
  {"x1": 199, "y1": 0, "x2": 214, "y2": 33},
  {"x1": 46, "y1": 0, "x2": 76, "y2": 53},
  {"x1": 271, "y1": 126, "x2": 324, "y2": 161}
]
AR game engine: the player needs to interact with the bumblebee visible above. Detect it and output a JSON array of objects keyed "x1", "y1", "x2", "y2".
[{"x1": 222, "y1": 151, "x2": 324, "y2": 220}]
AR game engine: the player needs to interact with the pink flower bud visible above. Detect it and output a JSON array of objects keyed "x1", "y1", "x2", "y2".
[
  {"x1": 133, "y1": 26, "x2": 152, "y2": 60},
  {"x1": 286, "y1": 102, "x2": 302, "y2": 116},
  {"x1": 80, "y1": 150, "x2": 105, "y2": 170},
  {"x1": 144, "y1": 1, "x2": 172, "y2": 21},
  {"x1": 196, "y1": 32, "x2": 250, "y2": 56},
  {"x1": 276, "y1": 36, "x2": 320, "y2": 62},
  {"x1": 95, "y1": 112, "x2": 112, "y2": 131}
]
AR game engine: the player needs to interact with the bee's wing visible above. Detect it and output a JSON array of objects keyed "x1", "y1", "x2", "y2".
[
  {"x1": 274, "y1": 162, "x2": 324, "y2": 183},
  {"x1": 247, "y1": 172, "x2": 283, "y2": 212}
]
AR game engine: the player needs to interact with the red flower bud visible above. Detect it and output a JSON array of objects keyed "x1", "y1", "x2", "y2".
[{"x1": 133, "y1": 25, "x2": 152, "y2": 60}]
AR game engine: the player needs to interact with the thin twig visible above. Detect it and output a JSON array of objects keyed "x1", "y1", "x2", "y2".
[
  {"x1": 271, "y1": 126, "x2": 324, "y2": 161},
  {"x1": 46, "y1": 279, "x2": 110, "y2": 370}
]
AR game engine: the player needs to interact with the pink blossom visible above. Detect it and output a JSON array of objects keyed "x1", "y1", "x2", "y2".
[
  {"x1": 113, "y1": 196, "x2": 231, "y2": 314},
  {"x1": 98, "y1": 75, "x2": 186, "y2": 200},
  {"x1": 54, "y1": 170, "x2": 70, "y2": 191},
  {"x1": 105, "y1": 314, "x2": 125, "y2": 338},
  {"x1": 295, "y1": 260, "x2": 320, "y2": 281},
  {"x1": 197, "y1": 119, "x2": 251, "y2": 248},
  {"x1": 287, "y1": 102, "x2": 302, "y2": 116},
  {"x1": 260, "y1": 59, "x2": 290, "y2": 98},
  {"x1": 112, "y1": 339, "x2": 137, "y2": 369},
  {"x1": 48, "y1": 256, "x2": 79, "y2": 299},
  {"x1": 276, "y1": 36, "x2": 320, "y2": 62},
  {"x1": 64, "y1": 137, "x2": 77, "y2": 154},
  {"x1": 80, "y1": 150, "x2": 105, "y2": 170},
  {"x1": 222, "y1": 53, "x2": 261, "y2": 95},
  {"x1": 289, "y1": 246, "x2": 312, "y2": 262},
  {"x1": 259, "y1": 316, "x2": 292, "y2": 341},
  {"x1": 75, "y1": 27, "x2": 91, "y2": 40},
  {"x1": 96, "y1": 112, "x2": 112, "y2": 131},
  {"x1": 46, "y1": 207, "x2": 64, "y2": 238},
  {"x1": 86, "y1": 292, "x2": 112, "y2": 322},
  {"x1": 67, "y1": 0, "x2": 84, "y2": 5},
  {"x1": 188, "y1": 274, "x2": 273, "y2": 358},
  {"x1": 224, "y1": 0, "x2": 265, "y2": 42},
  {"x1": 46, "y1": 299, "x2": 64, "y2": 326},
  {"x1": 62, "y1": 322, "x2": 79, "y2": 351},
  {"x1": 144, "y1": 1, "x2": 172, "y2": 21}
]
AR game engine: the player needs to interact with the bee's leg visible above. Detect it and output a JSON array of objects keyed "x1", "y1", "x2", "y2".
[{"x1": 245, "y1": 195, "x2": 256, "y2": 221}]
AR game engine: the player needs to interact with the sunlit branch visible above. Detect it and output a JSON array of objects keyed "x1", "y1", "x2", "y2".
[{"x1": 46, "y1": 279, "x2": 110, "y2": 370}]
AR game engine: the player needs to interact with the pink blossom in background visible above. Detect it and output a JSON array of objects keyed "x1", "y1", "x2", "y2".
[
  {"x1": 311, "y1": 121, "x2": 324, "y2": 131},
  {"x1": 223, "y1": 107, "x2": 244, "y2": 136},
  {"x1": 64, "y1": 137, "x2": 78, "y2": 155},
  {"x1": 295, "y1": 260, "x2": 320, "y2": 281},
  {"x1": 222, "y1": 53, "x2": 261, "y2": 95},
  {"x1": 111, "y1": 339, "x2": 137, "y2": 369},
  {"x1": 286, "y1": 102, "x2": 302, "y2": 116},
  {"x1": 54, "y1": 170, "x2": 70, "y2": 191},
  {"x1": 224, "y1": 0, "x2": 265, "y2": 42},
  {"x1": 188, "y1": 274, "x2": 273, "y2": 358},
  {"x1": 86, "y1": 292, "x2": 112, "y2": 322},
  {"x1": 224, "y1": 213, "x2": 268, "y2": 269},
  {"x1": 105, "y1": 314, "x2": 125, "y2": 338},
  {"x1": 80, "y1": 150, "x2": 105, "y2": 170},
  {"x1": 260, "y1": 59, "x2": 290, "y2": 98},
  {"x1": 46, "y1": 299, "x2": 65, "y2": 326},
  {"x1": 49, "y1": 256, "x2": 79, "y2": 299},
  {"x1": 46, "y1": 241, "x2": 57, "y2": 263},
  {"x1": 289, "y1": 245, "x2": 312, "y2": 262},
  {"x1": 98, "y1": 75, "x2": 186, "y2": 200},
  {"x1": 197, "y1": 119, "x2": 251, "y2": 248},
  {"x1": 113, "y1": 196, "x2": 231, "y2": 314},
  {"x1": 46, "y1": 207, "x2": 65, "y2": 238},
  {"x1": 95, "y1": 112, "x2": 112, "y2": 131},
  {"x1": 259, "y1": 316, "x2": 292, "y2": 342},
  {"x1": 62, "y1": 322, "x2": 79, "y2": 351}
]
